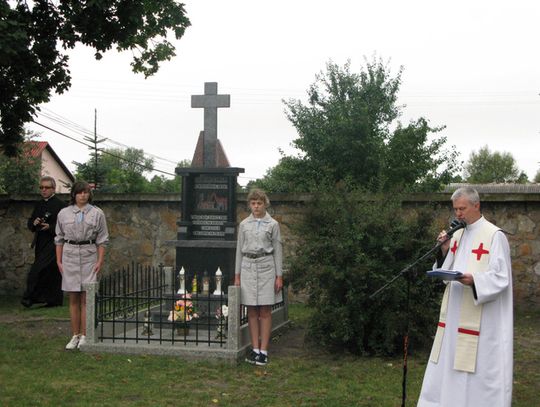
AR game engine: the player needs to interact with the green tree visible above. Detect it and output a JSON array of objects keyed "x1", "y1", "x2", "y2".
[
  {"x1": 0, "y1": 1, "x2": 190, "y2": 156},
  {"x1": 146, "y1": 175, "x2": 179, "y2": 192},
  {"x1": 75, "y1": 150, "x2": 189, "y2": 193},
  {"x1": 289, "y1": 186, "x2": 441, "y2": 355},
  {"x1": 267, "y1": 59, "x2": 460, "y2": 356},
  {"x1": 268, "y1": 59, "x2": 459, "y2": 193},
  {"x1": 535, "y1": 168, "x2": 540, "y2": 183},
  {"x1": 464, "y1": 146, "x2": 528, "y2": 183},
  {"x1": 75, "y1": 147, "x2": 154, "y2": 192},
  {"x1": 145, "y1": 159, "x2": 191, "y2": 193},
  {"x1": 247, "y1": 153, "x2": 321, "y2": 193},
  {"x1": 0, "y1": 132, "x2": 41, "y2": 193}
]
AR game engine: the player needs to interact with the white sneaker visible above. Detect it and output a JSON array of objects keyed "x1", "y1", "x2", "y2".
[
  {"x1": 65, "y1": 334, "x2": 80, "y2": 350},
  {"x1": 77, "y1": 335, "x2": 87, "y2": 349}
]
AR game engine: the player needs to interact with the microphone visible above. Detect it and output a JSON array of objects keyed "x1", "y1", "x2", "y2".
[{"x1": 446, "y1": 219, "x2": 467, "y2": 237}]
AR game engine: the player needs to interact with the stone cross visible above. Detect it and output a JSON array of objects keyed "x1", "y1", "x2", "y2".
[{"x1": 191, "y1": 82, "x2": 230, "y2": 167}]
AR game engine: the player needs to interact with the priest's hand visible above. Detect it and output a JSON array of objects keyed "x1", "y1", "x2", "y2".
[
  {"x1": 457, "y1": 273, "x2": 474, "y2": 286},
  {"x1": 234, "y1": 274, "x2": 241, "y2": 286},
  {"x1": 437, "y1": 230, "x2": 451, "y2": 256}
]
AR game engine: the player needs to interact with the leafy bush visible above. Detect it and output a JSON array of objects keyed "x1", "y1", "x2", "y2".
[
  {"x1": 0, "y1": 138, "x2": 41, "y2": 194},
  {"x1": 289, "y1": 186, "x2": 442, "y2": 355}
]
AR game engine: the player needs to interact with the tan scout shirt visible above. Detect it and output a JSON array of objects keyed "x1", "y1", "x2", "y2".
[
  {"x1": 55, "y1": 204, "x2": 109, "y2": 291},
  {"x1": 235, "y1": 213, "x2": 283, "y2": 276}
]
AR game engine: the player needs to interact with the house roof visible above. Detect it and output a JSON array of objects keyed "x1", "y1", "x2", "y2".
[
  {"x1": 26, "y1": 141, "x2": 48, "y2": 158},
  {"x1": 24, "y1": 141, "x2": 75, "y2": 183}
]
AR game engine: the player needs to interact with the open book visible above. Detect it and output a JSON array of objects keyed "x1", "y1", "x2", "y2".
[{"x1": 427, "y1": 269, "x2": 463, "y2": 281}]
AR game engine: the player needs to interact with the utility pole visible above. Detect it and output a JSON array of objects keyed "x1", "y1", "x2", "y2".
[{"x1": 83, "y1": 109, "x2": 106, "y2": 189}]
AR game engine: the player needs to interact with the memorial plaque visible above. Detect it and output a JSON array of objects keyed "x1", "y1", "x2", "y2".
[
  {"x1": 176, "y1": 168, "x2": 242, "y2": 241},
  {"x1": 192, "y1": 175, "x2": 229, "y2": 238}
]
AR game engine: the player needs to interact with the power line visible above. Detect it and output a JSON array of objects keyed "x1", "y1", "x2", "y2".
[
  {"x1": 36, "y1": 108, "x2": 181, "y2": 172},
  {"x1": 104, "y1": 139, "x2": 178, "y2": 165},
  {"x1": 39, "y1": 107, "x2": 181, "y2": 165},
  {"x1": 32, "y1": 119, "x2": 266, "y2": 182},
  {"x1": 33, "y1": 120, "x2": 92, "y2": 148},
  {"x1": 44, "y1": 76, "x2": 540, "y2": 102},
  {"x1": 32, "y1": 120, "x2": 177, "y2": 177},
  {"x1": 33, "y1": 120, "x2": 266, "y2": 182},
  {"x1": 40, "y1": 108, "x2": 95, "y2": 137}
]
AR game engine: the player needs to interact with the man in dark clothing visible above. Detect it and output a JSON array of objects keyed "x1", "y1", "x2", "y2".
[{"x1": 21, "y1": 176, "x2": 67, "y2": 307}]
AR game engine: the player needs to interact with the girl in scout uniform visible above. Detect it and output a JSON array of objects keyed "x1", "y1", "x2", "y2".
[
  {"x1": 55, "y1": 181, "x2": 109, "y2": 350},
  {"x1": 235, "y1": 189, "x2": 283, "y2": 366}
]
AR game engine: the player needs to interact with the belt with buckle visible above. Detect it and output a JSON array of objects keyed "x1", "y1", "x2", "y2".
[
  {"x1": 66, "y1": 240, "x2": 96, "y2": 245},
  {"x1": 244, "y1": 252, "x2": 270, "y2": 259}
]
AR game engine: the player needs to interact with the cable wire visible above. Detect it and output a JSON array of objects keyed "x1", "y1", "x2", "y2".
[{"x1": 32, "y1": 120, "x2": 177, "y2": 177}]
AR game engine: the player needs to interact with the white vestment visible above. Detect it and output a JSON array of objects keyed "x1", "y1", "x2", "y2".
[{"x1": 418, "y1": 216, "x2": 513, "y2": 407}]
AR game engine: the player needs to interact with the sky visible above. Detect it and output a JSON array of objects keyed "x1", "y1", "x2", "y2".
[{"x1": 28, "y1": 0, "x2": 540, "y2": 186}]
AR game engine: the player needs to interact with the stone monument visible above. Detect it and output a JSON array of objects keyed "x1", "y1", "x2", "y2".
[{"x1": 171, "y1": 82, "x2": 244, "y2": 289}]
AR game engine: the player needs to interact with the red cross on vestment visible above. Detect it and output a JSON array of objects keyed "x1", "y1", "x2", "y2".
[
  {"x1": 450, "y1": 241, "x2": 458, "y2": 254},
  {"x1": 472, "y1": 242, "x2": 489, "y2": 261}
]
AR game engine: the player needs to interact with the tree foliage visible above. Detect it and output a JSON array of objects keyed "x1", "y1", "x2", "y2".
[
  {"x1": 289, "y1": 186, "x2": 442, "y2": 355},
  {"x1": 145, "y1": 158, "x2": 190, "y2": 193},
  {"x1": 535, "y1": 169, "x2": 540, "y2": 183},
  {"x1": 256, "y1": 59, "x2": 460, "y2": 356},
  {"x1": 464, "y1": 146, "x2": 528, "y2": 183},
  {"x1": 0, "y1": 0, "x2": 190, "y2": 156},
  {"x1": 247, "y1": 154, "x2": 322, "y2": 193},
  {"x1": 0, "y1": 132, "x2": 41, "y2": 193},
  {"x1": 252, "y1": 59, "x2": 460, "y2": 193},
  {"x1": 146, "y1": 174, "x2": 181, "y2": 193},
  {"x1": 75, "y1": 148, "x2": 186, "y2": 193}
]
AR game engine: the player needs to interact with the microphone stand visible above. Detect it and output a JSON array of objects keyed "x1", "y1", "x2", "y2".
[
  {"x1": 370, "y1": 239, "x2": 445, "y2": 299},
  {"x1": 369, "y1": 238, "x2": 448, "y2": 407}
]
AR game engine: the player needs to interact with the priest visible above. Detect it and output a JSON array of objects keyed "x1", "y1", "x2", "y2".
[
  {"x1": 21, "y1": 176, "x2": 67, "y2": 307},
  {"x1": 418, "y1": 187, "x2": 513, "y2": 407}
]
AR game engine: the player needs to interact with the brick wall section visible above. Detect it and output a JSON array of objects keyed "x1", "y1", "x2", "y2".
[{"x1": 1, "y1": 192, "x2": 538, "y2": 309}]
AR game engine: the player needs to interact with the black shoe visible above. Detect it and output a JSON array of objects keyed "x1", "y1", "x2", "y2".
[
  {"x1": 21, "y1": 298, "x2": 32, "y2": 308},
  {"x1": 255, "y1": 352, "x2": 268, "y2": 366},
  {"x1": 245, "y1": 350, "x2": 259, "y2": 364}
]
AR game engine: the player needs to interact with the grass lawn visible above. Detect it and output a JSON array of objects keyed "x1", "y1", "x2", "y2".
[{"x1": 0, "y1": 296, "x2": 538, "y2": 406}]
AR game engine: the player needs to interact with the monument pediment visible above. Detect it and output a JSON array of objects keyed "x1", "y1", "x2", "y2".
[{"x1": 191, "y1": 131, "x2": 231, "y2": 168}]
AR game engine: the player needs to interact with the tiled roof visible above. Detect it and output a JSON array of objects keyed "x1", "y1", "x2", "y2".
[
  {"x1": 24, "y1": 141, "x2": 48, "y2": 158},
  {"x1": 23, "y1": 141, "x2": 75, "y2": 182}
]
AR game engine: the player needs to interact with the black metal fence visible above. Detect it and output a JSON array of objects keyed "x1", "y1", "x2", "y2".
[{"x1": 96, "y1": 263, "x2": 228, "y2": 346}]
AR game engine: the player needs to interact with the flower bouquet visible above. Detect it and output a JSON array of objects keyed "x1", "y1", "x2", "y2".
[
  {"x1": 215, "y1": 304, "x2": 228, "y2": 339},
  {"x1": 168, "y1": 294, "x2": 199, "y2": 336}
]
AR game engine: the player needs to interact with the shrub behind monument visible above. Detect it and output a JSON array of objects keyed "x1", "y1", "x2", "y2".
[{"x1": 288, "y1": 186, "x2": 441, "y2": 355}]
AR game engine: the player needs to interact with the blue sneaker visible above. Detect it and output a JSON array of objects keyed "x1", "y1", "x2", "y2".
[
  {"x1": 255, "y1": 352, "x2": 268, "y2": 366},
  {"x1": 245, "y1": 349, "x2": 259, "y2": 364}
]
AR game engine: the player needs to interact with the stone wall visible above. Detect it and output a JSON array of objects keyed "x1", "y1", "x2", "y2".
[{"x1": 1, "y1": 192, "x2": 538, "y2": 309}]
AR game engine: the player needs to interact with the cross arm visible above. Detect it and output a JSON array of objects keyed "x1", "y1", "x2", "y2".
[{"x1": 191, "y1": 95, "x2": 231, "y2": 108}]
